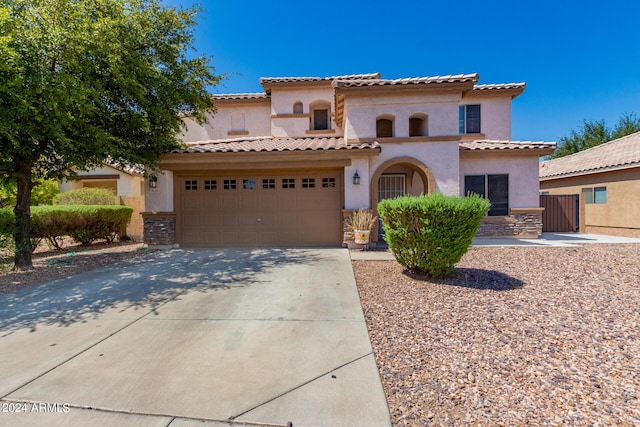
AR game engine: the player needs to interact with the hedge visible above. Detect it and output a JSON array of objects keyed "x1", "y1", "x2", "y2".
[
  {"x1": 378, "y1": 193, "x2": 490, "y2": 278},
  {"x1": 0, "y1": 205, "x2": 133, "y2": 248},
  {"x1": 53, "y1": 187, "x2": 116, "y2": 205}
]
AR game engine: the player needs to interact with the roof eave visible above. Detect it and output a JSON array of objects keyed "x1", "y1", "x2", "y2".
[{"x1": 540, "y1": 162, "x2": 640, "y2": 181}]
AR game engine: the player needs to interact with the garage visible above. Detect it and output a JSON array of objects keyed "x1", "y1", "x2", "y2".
[{"x1": 176, "y1": 170, "x2": 342, "y2": 247}]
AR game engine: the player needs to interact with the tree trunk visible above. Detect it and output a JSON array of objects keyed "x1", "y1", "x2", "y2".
[{"x1": 13, "y1": 159, "x2": 34, "y2": 270}]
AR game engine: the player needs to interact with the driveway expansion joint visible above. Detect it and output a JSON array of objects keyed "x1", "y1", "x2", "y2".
[
  {"x1": 229, "y1": 352, "x2": 373, "y2": 421},
  {"x1": 1, "y1": 301, "x2": 173, "y2": 400}
]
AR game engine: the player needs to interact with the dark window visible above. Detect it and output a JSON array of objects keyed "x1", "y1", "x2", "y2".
[
  {"x1": 302, "y1": 178, "x2": 315, "y2": 188},
  {"x1": 313, "y1": 109, "x2": 329, "y2": 130},
  {"x1": 262, "y1": 179, "x2": 275, "y2": 189},
  {"x1": 185, "y1": 180, "x2": 198, "y2": 190},
  {"x1": 487, "y1": 174, "x2": 509, "y2": 216},
  {"x1": 459, "y1": 105, "x2": 481, "y2": 134},
  {"x1": 282, "y1": 178, "x2": 295, "y2": 189},
  {"x1": 464, "y1": 175, "x2": 485, "y2": 198},
  {"x1": 204, "y1": 180, "x2": 216, "y2": 190},
  {"x1": 293, "y1": 102, "x2": 303, "y2": 114},
  {"x1": 242, "y1": 179, "x2": 256, "y2": 189},
  {"x1": 409, "y1": 117, "x2": 426, "y2": 137},
  {"x1": 464, "y1": 174, "x2": 508, "y2": 216},
  {"x1": 322, "y1": 177, "x2": 336, "y2": 188},
  {"x1": 376, "y1": 118, "x2": 393, "y2": 138},
  {"x1": 223, "y1": 179, "x2": 236, "y2": 190}
]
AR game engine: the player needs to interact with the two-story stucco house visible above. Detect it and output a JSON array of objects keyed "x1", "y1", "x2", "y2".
[{"x1": 142, "y1": 72, "x2": 555, "y2": 247}]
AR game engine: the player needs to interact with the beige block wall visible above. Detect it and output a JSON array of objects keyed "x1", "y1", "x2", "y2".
[
  {"x1": 540, "y1": 167, "x2": 640, "y2": 237},
  {"x1": 119, "y1": 196, "x2": 145, "y2": 241}
]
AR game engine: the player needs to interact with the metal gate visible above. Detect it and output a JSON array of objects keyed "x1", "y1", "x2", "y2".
[
  {"x1": 378, "y1": 174, "x2": 406, "y2": 237},
  {"x1": 539, "y1": 194, "x2": 579, "y2": 232}
]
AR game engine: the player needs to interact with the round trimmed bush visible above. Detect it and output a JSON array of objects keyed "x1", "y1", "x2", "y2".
[{"x1": 378, "y1": 193, "x2": 490, "y2": 278}]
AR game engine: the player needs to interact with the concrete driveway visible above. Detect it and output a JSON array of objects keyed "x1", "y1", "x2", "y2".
[{"x1": 0, "y1": 248, "x2": 391, "y2": 427}]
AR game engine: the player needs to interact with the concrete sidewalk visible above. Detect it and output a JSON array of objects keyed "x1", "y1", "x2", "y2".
[
  {"x1": 0, "y1": 248, "x2": 391, "y2": 427},
  {"x1": 350, "y1": 232, "x2": 640, "y2": 260}
]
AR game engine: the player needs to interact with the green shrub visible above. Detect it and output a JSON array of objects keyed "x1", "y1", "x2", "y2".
[
  {"x1": 0, "y1": 205, "x2": 133, "y2": 248},
  {"x1": 378, "y1": 193, "x2": 490, "y2": 278},
  {"x1": 54, "y1": 187, "x2": 116, "y2": 205},
  {"x1": 0, "y1": 209, "x2": 13, "y2": 237}
]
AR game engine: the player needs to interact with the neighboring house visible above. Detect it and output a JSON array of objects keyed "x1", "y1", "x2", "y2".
[
  {"x1": 540, "y1": 131, "x2": 640, "y2": 238},
  {"x1": 143, "y1": 72, "x2": 555, "y2": 247},
  {"x1": 58, "y1": 163, "x2": 145, "y2": 240}
]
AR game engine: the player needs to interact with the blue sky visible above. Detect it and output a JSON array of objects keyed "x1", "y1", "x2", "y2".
[{"x1": 163, "y1": 0, "x2": 639, "y2": 143}]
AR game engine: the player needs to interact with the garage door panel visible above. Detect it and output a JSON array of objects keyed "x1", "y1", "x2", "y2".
[{"x1": 179, "y1": 172, "x2": 341, "y2": 247}]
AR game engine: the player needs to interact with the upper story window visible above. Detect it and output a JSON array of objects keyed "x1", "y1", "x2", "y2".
[
  {"x1": 293, "y1": 102, "x2": 303, "y2": 114},
  {"x1": 376, "y1": 116, "x2": 394, "y2": 138},
  {"x1": 310, "y1": 101, "x2": 331, "y2": 131},
  {"x1": 459, "y1": 104, "x2": 481, "y2": 134},
  {"x1": 409, "y1": 114, "x2": 428, "y2": 137},
  {"x1": 230, "y1": 112, "x2": 246, "y2": 132}
]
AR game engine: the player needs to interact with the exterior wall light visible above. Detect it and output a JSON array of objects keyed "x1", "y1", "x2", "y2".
[
  {"x1": 353, "y1": 171, "x2": 360, "y2": 185},
  {"x1": 149, "y1": 176, "x2": 158, "y2": 189}
]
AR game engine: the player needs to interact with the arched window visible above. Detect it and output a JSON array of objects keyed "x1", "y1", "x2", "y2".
[
  {"x1": 310, "y1": 100, "x2": 331, "y2": 130},
  {"x1": 293, "y1": 101, "x2": 303, "y2": 114},
  {"x1": 376, "y1": 116, "x2": 394, "y2": 138},
  {"x1": 409, "y1": 114, "x2": 428, "y2": 137}
]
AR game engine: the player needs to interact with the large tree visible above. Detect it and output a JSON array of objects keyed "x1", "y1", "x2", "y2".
[
  {"x1": 549, "y1": 113, "x2": 640, "y2": 159},
  {"x1": 0, "y1": 0, "x2": 220, "y2": 269}
]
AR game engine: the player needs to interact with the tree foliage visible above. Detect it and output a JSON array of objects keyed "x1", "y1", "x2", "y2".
[
  {"x1": 549, "y1": 113, "x2": 640, "y2": 159},
  {"x1": 0, "y1": 0, "x2": 220, "y2": 269}
]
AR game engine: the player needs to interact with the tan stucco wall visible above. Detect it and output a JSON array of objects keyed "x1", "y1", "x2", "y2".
[
  {"x1": 181, "y1": 103, "x2": 272, "y2": 142},
  {"x1": 460, "y1": 154, "x2": 541, "y2": 208},
  {"x1": 270, "y1": 87, "x2": 341, "y2": 137},
  {"x1": 371, "y1": 141, "x2": 460, "y2": 196},
  {"x1": 460, "y1": 96, "x2": 512, "y2": 140},
  {"x1": 540, "y1": 167, "x2": 640, "y2": 237},
  {"x1": 59, "y1": 165, "x2": 143, "y2": 197},
  {"x1": 343, "y1": 92, "x2": 461, "y2": 140}
]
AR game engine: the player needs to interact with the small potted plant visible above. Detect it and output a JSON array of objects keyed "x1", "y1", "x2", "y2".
[{"x1": 349, "y1": 208, "x2": 378, "y2": 245}]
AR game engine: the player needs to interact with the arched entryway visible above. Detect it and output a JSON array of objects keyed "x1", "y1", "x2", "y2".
[{"x1": 369, "y1": 156, "x2": 436, "y2": 241}]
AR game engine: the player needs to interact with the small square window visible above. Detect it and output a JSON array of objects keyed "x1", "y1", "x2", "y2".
[
  {"x1": 282, "y1": 178, "x2": 295, "y2": 189},
  {"x1": 302, "y1": 178, "x2": 315, "y2": 188},
  {"x1": 204, "y1": 180, "x2": 217, "y2": 190},
  {"x1": 262, "y1": 179, "x2": 275, "y2": 189},
  {"x1": 582, "y1": 188, "x2": 594, "y2": 204},
  {"x1": 594, "y1": 186, "x2": 607, "y2": 204},
  {"x1": 322, "y1": 177, "x2": 336, "y2": 188},
  {"x1": 224, "y1": 179, "x2": 236, "y2": 190},
  {"x1": 243, "y1": 179, "x2": 256, "y2": 190},
  {"x1": 185, "y1": 180, "x2": 198, "y2": 190}
]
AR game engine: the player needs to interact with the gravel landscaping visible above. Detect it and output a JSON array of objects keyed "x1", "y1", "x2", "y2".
[
  {"x1": 353, "y1": 244, "x2": 640, "y2": 426},
  {"x1": 0, "y1": 240, "x2": 151, "y2": 294}
]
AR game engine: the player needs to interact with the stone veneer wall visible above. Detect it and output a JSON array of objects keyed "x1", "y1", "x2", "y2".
[
  {"x1": 142, "y1": 212, "x2": 176, "y2": 246},
  {"x1": 475, "y1": 208, "x2": 544, "y2": 238}
]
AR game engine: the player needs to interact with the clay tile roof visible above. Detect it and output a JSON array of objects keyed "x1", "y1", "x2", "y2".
[
  {"x1": 539, "y1": 131, "x2": 640, "y2": 179},
  {"x1": 172, "y1": 137, "x2": 381, "y2": 154},
  {"x1": 260, "y1": 73, "x2": 380, "y2": 85},
  {"x1": 460, "y1": 140, "x2": 556, "y2": 152},
  {"x1": 473, "y1": 82, "x2": 526, "y2": 91},
  {"x1": 333, "y1": 73, "x2": 479, "y2": 88},
  {"x1": 212, "y1": 93, "x2": 269, "y2": 100}
]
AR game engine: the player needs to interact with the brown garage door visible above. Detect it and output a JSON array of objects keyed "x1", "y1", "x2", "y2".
[{"x1": 177, "y1": 171, "x2": 342, "y2": 247}]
